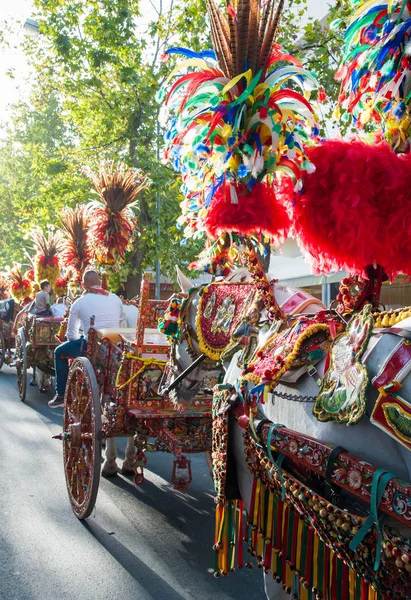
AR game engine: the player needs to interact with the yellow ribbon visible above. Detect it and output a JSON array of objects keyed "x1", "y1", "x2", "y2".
[{"x1": 115, "y1": 355, "x2": 167, "y2": 390}]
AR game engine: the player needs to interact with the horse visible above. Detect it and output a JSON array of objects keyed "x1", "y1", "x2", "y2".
[{"x1": 171, "y1": 272, "x2": 411, "y2": 599}]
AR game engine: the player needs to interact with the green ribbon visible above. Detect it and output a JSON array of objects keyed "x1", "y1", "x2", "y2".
[
  {"x1": 267, "y1": 423, "x2": 286, "y2": 500},
  {"x1": 349, "y1": 469, "x2": 396, "y2": 571}
]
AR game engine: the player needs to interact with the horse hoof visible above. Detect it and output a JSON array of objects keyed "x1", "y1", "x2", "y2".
[
  {"x1": 120, "y1": 464, "x2": 135, "y2": 476},
  {"x1": 29, "y1": 381, "x2": 37, "y2": 387},
  {"x1": 101, "y1": 466, "x2": 118, "y2": 478}
]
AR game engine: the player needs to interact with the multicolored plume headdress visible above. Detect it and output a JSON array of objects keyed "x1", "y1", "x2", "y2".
[
  {"x1": 59, "y1": 205, "x2": 91, "y2": 282},
  {"x1": 160, "y1": 0, "x2": 321, "y2": 243},
  {"x1": 336, "y1": 0, "x2": 411, "y2": 151},
  {"x1": 30, "y1": 228, "x2": 62, "y2": 287},
  {"x1": 87, "y1": 162, "x2": 151, "y2": 266}
]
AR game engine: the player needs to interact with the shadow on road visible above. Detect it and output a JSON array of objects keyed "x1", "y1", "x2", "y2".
[{"x1": 82, "y1": 520, "x2": 186, "y2": 600}]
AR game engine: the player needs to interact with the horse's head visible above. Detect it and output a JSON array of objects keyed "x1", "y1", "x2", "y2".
[{"x1": 162, "y1": 268, "x2": 222, "y2": 405}]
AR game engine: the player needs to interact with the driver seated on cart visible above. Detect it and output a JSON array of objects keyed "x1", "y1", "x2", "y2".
[{"x1": 48, "y1": 270, "x2": 125, "y2": 408}]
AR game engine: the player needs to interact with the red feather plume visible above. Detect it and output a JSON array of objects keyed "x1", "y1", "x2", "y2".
[
  {"x1": 203, "y1": 181, "x2": 290, "y2": 241},
  {"x1": 288, "y1": 139, "x2": 411, "y2": 279}
]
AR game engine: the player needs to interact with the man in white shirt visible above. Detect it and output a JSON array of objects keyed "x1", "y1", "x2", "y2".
[{"x1": 48, "y1": 270, "x2": 125, "y2": 408}]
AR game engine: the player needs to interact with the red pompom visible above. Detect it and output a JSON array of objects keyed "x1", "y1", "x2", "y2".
[
  {"x1": 287, "y1": 140, "x2": 411, "y2": 278},
  {"x1": 238, "y1": 415, "x2": 250, "y2": 430},
  {"x1": 203, "y1": 182, "x2": 290, "y2": 241}
]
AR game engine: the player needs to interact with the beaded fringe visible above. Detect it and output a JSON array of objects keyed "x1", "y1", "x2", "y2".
[{"x1": 213, "y1": 482, "x2": 386, "y2": 600}]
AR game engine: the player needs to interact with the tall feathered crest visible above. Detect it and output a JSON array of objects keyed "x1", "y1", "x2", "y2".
[
  {"x1": 30, "y1": 227, "x2": 62, "y2": 286},
  {"x1": 86, "y1": 161, "x2": 151, "y2": 266},
  {"x1": 0, "y1": 273, "x2": 10, "y2": 300},
  {"x1": 7, "y1": 263, "x2": 32, "y2": 304},
  {"x1": 207, "y1": 0, "x2": 286, "y2": 78},
  {"x1": 160, "y1": 0, "x2": 321, "y2": 246},
  {"x1": 59, "y1": 205, "x2": 91, "y2": 280}
]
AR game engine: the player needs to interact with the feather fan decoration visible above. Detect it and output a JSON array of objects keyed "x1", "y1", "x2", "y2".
[
  {"x1": 30, "y1": 228, "x2": 62, "y2": 287},
  {"x1": 0, "y1": 273, "x2": 10, "y2": 300},
  {"x1": 87, "y1": 162, "x2": 151, "y2": 266},
  {"x1": 159, "y1": 0, "x2": 322, "y2": 244},
  {"x1": 8, "y1": 263, "x2": 33, "y2": 305},
  {"x1": 337, "y1": 0, "x2": 411, "y2": 150},
  {"x1": 59, "y1": 205, "x2": 91, "y2": 282}
]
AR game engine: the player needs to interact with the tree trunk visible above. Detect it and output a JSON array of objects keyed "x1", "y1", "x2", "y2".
[{"x1": 125, "y1": 138, "x2": 152, "y2": 299}]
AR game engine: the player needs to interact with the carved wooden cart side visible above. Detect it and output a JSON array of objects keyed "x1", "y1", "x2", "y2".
[
  {"x1": 56, "y1": 274, "x2": 213, "y2": 519},
  {"x1": 0, "y1": 298, "x2": 18, "y2": 370},
  {"x1": 15, "y1": 314, "x2": 63, "y2": 401}
]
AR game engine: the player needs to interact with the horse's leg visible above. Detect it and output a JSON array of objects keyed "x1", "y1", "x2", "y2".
[
  {"x1": 30, "y1": 366, "x2": 37, "y2": 386},
  {"x1": 121, "y1": 437, "x2": 136, "y2": 475},
  {"x1": 205, "y1": 451, "x2": 213, "y2": 478},
  {"x1": 101, "y1": 437, "x2": 118, "y2": 477}
]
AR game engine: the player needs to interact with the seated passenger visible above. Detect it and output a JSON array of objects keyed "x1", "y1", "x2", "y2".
[
  {"x1": 35, "y1": 280, "x2": 52, "y2": 316},
  {"x1": 48, "y1": 270, "x2": 125, "y2": 408},
  {"x1": 51, "y1": 296, "x2": 68, "y2": 318}
]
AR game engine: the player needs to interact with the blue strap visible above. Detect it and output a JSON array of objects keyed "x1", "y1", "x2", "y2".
[
  {"x1": 266, "y1": 423, "x2": 286, "y2": 500},
  {"x1": 349, "y1": 469, "x2": 397, "y2": 571}
]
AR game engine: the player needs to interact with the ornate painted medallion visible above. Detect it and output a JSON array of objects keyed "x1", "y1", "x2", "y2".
[{"x1": 314, "y1": 305, "x2": 373, "y2": 425}]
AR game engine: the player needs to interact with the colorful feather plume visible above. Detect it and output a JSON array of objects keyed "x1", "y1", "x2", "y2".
[
  {"x1": 8, "y1": 263, "x2": 33, "y2": 304},
  {"x1": 0, "y1": 273, "x2": 10, "y2": 300},
  {"x1": 159, "y1": 0, "x2": 322, "y2": 243},
  {"x1": 59, "y1": 205, "x2": 91, "y2": 282},
  {"x1": 287, "y1": 139, "x2": 411, "y2": 279},
  {"x1": 30, "y1": 228, "x2": 62, "y2": 287},
  {"x1": 336, "y1": 0, "x2": 411, "y2": 150},
  {"x1": 87, "y1": 162, "x2": 151, "y2": 266},
  {"x1": 54, "y1": 275, "x2": 69, "y2": 297}
]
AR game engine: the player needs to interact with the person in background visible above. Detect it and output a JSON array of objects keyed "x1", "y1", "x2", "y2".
[
  {"x1": 48, "y1": 270, "x2": 125, "y2": 408},
  {"x1": 34, "y1": 280, "x2": 52, "y2": 316},
  {"x1": 51, "y1": 296, "x2": 68, "y2": 318}
]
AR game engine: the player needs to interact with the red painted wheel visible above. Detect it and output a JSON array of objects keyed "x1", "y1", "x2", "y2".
[
  {"x1": 63, "y1": 357, "x2": 102, "y2": 519},
  {"x1": 15, "y1": 328, "x2": 27, "y2": 402}
]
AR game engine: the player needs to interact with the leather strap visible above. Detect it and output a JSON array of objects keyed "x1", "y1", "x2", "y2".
[
  {"x1": 374, "y1": 327, "x2": 411, "y2": 340},
  {"x1": 325, "y1": 446, "x2": 346, "y2": 481},
  {"x1": 324, "y1": 445, "x2": 346, "y2": 501}
]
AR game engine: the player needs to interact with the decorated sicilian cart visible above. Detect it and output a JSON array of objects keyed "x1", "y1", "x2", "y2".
[
  {"x1": 157, "y1": 0, "x2": 411, "y2": 598},
  {"x1": 0, "y1": 298, "x2": 18, "y2": 369},
  {"x1": 54, "y1": 273, "x2": 216, "y2": 519},
  {"x1": 15, "y1": 314, "x2": 63, "y2": 402}
]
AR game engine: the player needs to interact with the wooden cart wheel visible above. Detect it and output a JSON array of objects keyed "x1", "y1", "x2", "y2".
[
  {"x1": 16, "y1": 328, "x2": 27, "y2": 402},
  {"x1": 62, "y1": 356, "x2": 102, "y2": 520},
  {"x1": 0, "y1": 330, "x2": 5, "y2": 371}
]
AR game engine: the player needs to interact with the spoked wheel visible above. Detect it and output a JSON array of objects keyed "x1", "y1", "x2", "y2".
[
  {"x1": 0, "y1": 330, "x2": 5, "y2": 371},
  {"x1": 15, "y1": 328, "x2": 27, "y2": 402},
  {"x1": 62, "y1": 357, "x2": 102, "y2": 519}
]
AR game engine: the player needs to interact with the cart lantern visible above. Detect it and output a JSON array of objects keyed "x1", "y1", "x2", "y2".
[{"x1": 171, "y1": 455, "x2": 192, "y2": 491}]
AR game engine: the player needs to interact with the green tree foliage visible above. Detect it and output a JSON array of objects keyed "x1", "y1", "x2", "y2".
[{"x1": 0, "y1": 0, "x2": 352, "y2": 291}]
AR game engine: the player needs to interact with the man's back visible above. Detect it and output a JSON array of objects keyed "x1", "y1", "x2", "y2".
[{"x1": 67, "y1": 292, "x2": 124, "y2": 339}]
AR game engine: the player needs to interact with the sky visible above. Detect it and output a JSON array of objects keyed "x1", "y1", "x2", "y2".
[{"x1": 0, "y1": 0, "x2": 332, "y2": 127}]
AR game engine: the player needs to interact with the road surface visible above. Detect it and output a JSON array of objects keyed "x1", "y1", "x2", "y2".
[{"x1": 0, "y1": 366, "x2": 264, "y2": 600}]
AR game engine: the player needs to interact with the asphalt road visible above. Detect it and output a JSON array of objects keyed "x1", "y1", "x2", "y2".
[{"x1": 0, "y1": 366, "x2": 264, "y2": 600}]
